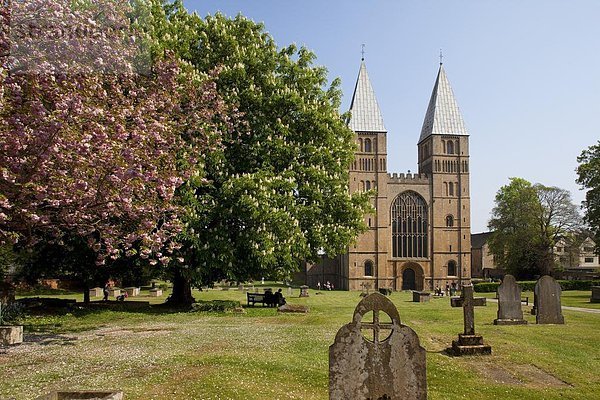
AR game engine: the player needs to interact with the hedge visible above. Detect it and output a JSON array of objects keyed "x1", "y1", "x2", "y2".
[{"x1": 474, "y1": 280, "x2": 600, "y2": 293}]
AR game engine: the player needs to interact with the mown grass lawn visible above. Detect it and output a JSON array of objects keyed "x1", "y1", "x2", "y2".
[{"x1": 2, "y1": 287, "x2": 599, "y2": 400}]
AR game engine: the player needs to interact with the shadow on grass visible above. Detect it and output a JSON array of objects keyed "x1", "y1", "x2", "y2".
[{"x1": 24, "y1": 332, "x2": 78, "y2": 346}]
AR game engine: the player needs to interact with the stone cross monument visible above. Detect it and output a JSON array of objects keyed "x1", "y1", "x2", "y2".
[
  {"x1": 494, "y1": 274, "x2": 527, "y2": 325},
  {"x1": 329, "y1": 292, "x2": 427, "y2": 400},
  {"x1": 449, "y1": 284, "x2": 491, "y2": 355}
]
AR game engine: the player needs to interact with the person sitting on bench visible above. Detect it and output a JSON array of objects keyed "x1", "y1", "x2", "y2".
[{"x1": 273, "y1": 288, "x2": 286, "y2": 307}]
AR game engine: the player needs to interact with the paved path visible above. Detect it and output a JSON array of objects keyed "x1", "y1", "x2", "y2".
[{"x1": 486, "y1": 298, "x2": 600, "y2": 314}]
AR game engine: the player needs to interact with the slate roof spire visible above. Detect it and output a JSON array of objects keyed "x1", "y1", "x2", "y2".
[
  {"x1": 348, "y1": 61, "x2": 386, "y2": 133},
  {"x1": 419, "y1": 64, "x2": 468, "y2": 143}
]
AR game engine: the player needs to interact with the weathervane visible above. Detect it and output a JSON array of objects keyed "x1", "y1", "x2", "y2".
[
  {"x1": 361, "y1": 44, "x2": 365, "y2": 61},
  {"x1": 439, "y1": 49, "x2": 443, "y2": 65}
]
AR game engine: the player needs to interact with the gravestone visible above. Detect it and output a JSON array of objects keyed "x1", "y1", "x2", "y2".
[
  {"x1": 412, "y1": 291, "x2": 431, "y2": 303},
  {"x1": 534, "y1": 275, "x2": 564, "y2": 324},
  {"x1": 494, "y1": 274, "x2": 527, "y2": 325},
  {"x1": 148, "y1": 288, "x2": 162, "y2": 297},
  {"x1": 449, "y1": 284, "x2": 491, "y2": 355},
  {"x1": 590, "y1": 286, "x2": 600, "y2": 303},
  {"x1": 299, "y1": 285, "x2": 309, "y2": 297},
  {"x1": 35, "y1": 391, "x2": 123, "y2": 400},
  {"x1": 108, "y1": 288, "x2": 121, "y2": 298},
  {"x1": 89, "y1": 287, "x2": 103, "y2": 298},
  {"x1": 329, "y1": 292, "x2": 426, "y2": 400},
  {"x1": 124, "y1": 287, "x2": 140, "y2": 297}
]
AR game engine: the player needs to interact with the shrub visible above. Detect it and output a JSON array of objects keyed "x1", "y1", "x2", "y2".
[
  {"x1": 190, "y1": 300, "x2": 241, "y2": 312},
  {"x1": 474, "y1": 280, "x2": 600, "y2": 293}
]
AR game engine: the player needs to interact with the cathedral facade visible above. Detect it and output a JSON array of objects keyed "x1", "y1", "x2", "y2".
[{"x1": 305, "y1": 60, "x2": 472, "y2": 291}]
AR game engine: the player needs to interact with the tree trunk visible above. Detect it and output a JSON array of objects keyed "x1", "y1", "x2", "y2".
[
  {"x1": 83, "y1": 284, "x2": 90, "y2": 304},
  {"x1": 167, "y1": 268, "x2": 195, "y2": 306}
]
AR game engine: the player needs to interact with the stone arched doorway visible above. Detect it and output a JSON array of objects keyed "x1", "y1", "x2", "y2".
[
  {"x1": 402, "y1": 268, "x2": 416, "y2": 290},
  {"x1": 398, "y1": 263, "x2": 425, "y2": 291}
]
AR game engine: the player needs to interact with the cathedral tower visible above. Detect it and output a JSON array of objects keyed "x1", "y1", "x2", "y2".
[
  {"x1": 347, "y1": 60, "x2": 389, "y2": 290},
  {"x1": 418, "y1": 64, "x2": 471, "y2": 288}
]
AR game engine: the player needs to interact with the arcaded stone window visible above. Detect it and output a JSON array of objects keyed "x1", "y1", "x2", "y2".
[
  {"x1": 391, "y1": 191, "x2": 428, "y2": 258},
  {"x1": 447, "y1": 140, "x2": 454, "y2": 154},
  {"x1": 448, "y1": 182, "x2": 454, "y2": 196},
  {"x1": 447, "y1": 260, "x2": 457, "y2": 276},
  {"x1": 358, "y1": 138, "x2": 363, "y2": 152},
  {"x1": 364, "y1": 138, "x2": 372, "y2": 153},
  {"x1": 446, "y1": 215, "x2": 454, "y2": 227},
  {"x1": 364, "y1": 260, "x2": 374, "y2": 276},
  {"x1": 365, "y1": 181, "x2": 371, "y2": 190}
]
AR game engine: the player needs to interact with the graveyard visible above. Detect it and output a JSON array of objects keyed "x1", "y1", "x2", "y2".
[{"x1": 1, "y1": 286, "x2": 599, "y2": 400}]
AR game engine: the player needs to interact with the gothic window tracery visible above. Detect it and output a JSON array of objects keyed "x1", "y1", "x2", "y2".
[{"x1": 391, "y1": 191, "x2": 428, "y2": 258}]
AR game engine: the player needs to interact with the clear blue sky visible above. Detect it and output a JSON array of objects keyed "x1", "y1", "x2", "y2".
[{"x1": 183, "y1": 0, "x2": 600, "y2": 233}]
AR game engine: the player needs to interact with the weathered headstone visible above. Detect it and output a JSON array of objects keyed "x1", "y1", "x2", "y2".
[
  {"x1": 494, "y1": 274, "x2": 527, "y2": 325},
  {"x1": 329, "y1": 292, "x2": 426, "y2": 400},
  {"x1": 591, "y1": 286, "x2": 600, "y2": 303},
  {"x1": 449, "y1": 284, "x2": 491, "y2": 355},
  {"x1": 108, "y1": 288, "x2": 121, "y2": 298},
  {"x1": 299, "y1": 285, "x2": 309, "y2": 297},
  {"x1": 89, "y1": 287, "x2": 103, "y2": 298},
  {"x1": 148, "y1": 288, "x2": 163, "y2": 297},
  {"x1": 0, "y1": 325, "x2": 23, "y2": 346},
  {"x1": 534, "y1": 275, "x2": 564, "y2": 324}
]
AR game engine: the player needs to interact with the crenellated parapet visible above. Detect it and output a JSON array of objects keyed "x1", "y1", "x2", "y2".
[{"x1": 387, "y1": 172, "x2": 429, "y2": 184}]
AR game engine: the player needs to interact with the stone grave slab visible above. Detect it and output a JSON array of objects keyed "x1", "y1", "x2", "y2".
[
  {"x1": 35, "y1": 391, "x2": 123, "y2": 400},
  {"x1": 124, "y1": 287, "x2": 140, "y2": 297},
  {"x1": 148, "y1": 288, "x2": 162, "y2": 297},
  {"x1": 534, "y1": 276, "x2": 564, "y2": 324},
  {"x1": 412, "y1": 291, "x2": 431, "y2": 303},
  {"x1": 0, "y1": 325, "x2": 23, "y2": 346},
  {"x1": 108, "y1": 288, "x2": 120, "y2": 298},
  {"x1": 329, "y1": 292, "x2": 426, "y2": 400},
  {"x1": 89, "y1": 287, "x2": 103, "y2": 298},
  {"x1": 494, "y1": 274, "x2": 527, "y2": 325},
  {"x1": 449, "y1": 285, "x2": 491, "y2": 356}
]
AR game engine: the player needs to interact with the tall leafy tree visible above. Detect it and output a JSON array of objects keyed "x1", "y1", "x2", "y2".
[
  {"x1": 148, "y1": 2, "x2": 370, "y2": 304},
  {"x1": 488, "y1": 178, "x2": 581, "y2": 278},
  {"x1": 577, "y1": 140, "x2": 600, "y2": 250}
]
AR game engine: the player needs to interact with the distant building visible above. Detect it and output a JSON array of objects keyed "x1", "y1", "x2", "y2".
[
  {"x1": 302, "y1": 59, "x2": 472, "y2": 291},
  {"x1": 471, "y1": 232, "x2": 504, "y2": 279},
  {"x1": 554, "y1": 236, "x2": 599, "y2": 280}
]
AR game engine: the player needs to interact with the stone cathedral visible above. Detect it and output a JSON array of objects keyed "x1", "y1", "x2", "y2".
[{"x1": 304, "y1": 60, "x2": 472, "y2": 291}]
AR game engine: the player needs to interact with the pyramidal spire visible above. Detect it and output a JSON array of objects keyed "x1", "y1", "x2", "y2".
[
  {"x1": 348, "y1": 61, "x2": 386, "y2": 133},
  {"x1": 419, "y1": 64, "x2": 468, "y2": 143}
]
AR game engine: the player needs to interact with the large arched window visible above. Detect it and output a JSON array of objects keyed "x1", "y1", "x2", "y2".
[
  {"x1": 391, "y1": 191, "x2": 428, "y2": 258},
  {"x1": 448, "y1": 260, "x2": 457, "y2": 276},
  {"x1": 364, "y1": 138, "x2": 372, "y2": 152},
  {"x1": 364, "y1": 260, "x2": 374, "y2": 276}
]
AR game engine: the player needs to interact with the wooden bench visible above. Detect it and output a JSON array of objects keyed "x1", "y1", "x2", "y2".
[
  {"x1": 495, "y1": 293, "x2": 529, "y2": 305},
  {"x1": 247, "y1": 292, "x2": 267, "y2": 307}
]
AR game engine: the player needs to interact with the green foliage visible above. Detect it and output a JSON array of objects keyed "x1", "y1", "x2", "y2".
[
  {"x1": 190, "y1": 300, "x2": 241, "y2": 312},
  {"x1": 0, "y1": 301, "x2": 24, "y2": 325},
  {"x1": 577, "y1": 140, "x2": 600, "y2": 249},
  {"x1": 488, "y1": 177, "x2": 581, "y2": 278},
  {"x1": 148, "y1": 2, "x2": 370, "y2": 286}
]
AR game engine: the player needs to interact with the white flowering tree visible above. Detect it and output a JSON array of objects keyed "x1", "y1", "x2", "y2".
[{"x1": 149, "y1": 3, "x2": 371, "y2": 305}]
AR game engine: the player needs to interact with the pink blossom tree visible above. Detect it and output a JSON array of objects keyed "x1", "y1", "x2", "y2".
[{"x1": 0, "y1": 0, "x2": 228, "y2": 296}]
